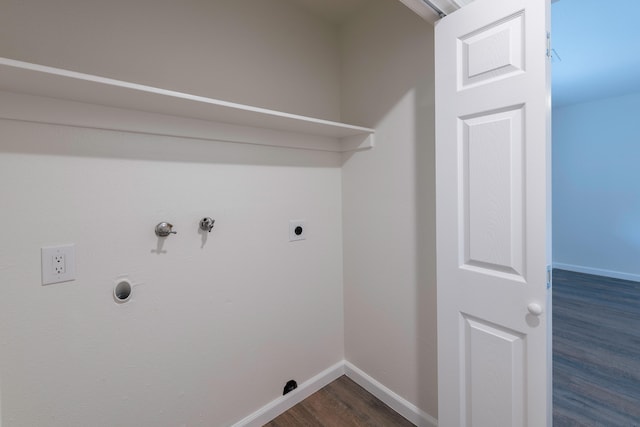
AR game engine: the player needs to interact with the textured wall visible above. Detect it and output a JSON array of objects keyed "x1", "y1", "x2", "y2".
[
  {"x1": 0, "y1": 0, "x2": 442, "y2": 425},
  {"x1": 341, "y1": 0, "x2": 438, "y2": 418},
  {"x1": 553, "y1": 91, "x2": 640, "y2": 281},
  {"x1": 0, "y1": 0, "x2": 342, "y2": 121},
  {"x1": 0, "y1": 1, "x2": 345, "y2": 425},
  {"x1": 0, "y1": 121, "x2": 345, "y2": 427}
]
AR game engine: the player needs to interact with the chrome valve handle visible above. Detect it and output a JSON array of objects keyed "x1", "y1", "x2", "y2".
[
  {"x1": 155, "y1": 222, "x2": 177, "y2": 237},
  {"x1": 199, "y1": 217, "x2": 215, "y2": 233}
]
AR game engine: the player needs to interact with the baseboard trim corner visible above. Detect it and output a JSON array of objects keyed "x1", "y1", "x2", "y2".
[
  {"x1": 344, "y1": 361, "x2": 438, "y2": 427},
  {"x1": 230, "y1": 361, "x2": 345, "y2": 427},
  {"x1": 231, "y1": 360, "x2": 438, "y2": 427}
]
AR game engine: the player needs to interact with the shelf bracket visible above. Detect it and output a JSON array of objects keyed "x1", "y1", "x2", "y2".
[{"x1": 340, "y1": 134, "x2": 375, "y2": 152}]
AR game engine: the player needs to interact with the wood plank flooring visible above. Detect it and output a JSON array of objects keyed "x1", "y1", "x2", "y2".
[
  {"x1": 264, "y1": 376, "x2": 414, "y2": 427},
  {"x1": 553, "y1": 269, "x2": 640, "y2": 426}
]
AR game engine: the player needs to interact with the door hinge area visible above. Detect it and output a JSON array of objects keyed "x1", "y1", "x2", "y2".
[
  {"x1": 546, "y1": 265, "x2": 552, "y2": 289},
  {"x1": 546, "y1": 31, "x2": 551, "y2": 58}
]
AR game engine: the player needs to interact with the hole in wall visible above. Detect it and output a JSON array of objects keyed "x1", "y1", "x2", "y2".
[
  {"x1": 114, "y1": 280, "x2": 132, "y2": 303},
  {"x1": 283, "y1": 379, "x2": 298, "y2": 395}
]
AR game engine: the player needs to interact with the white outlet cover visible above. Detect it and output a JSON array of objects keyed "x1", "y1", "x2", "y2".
[
  {"x1": 289, "y1": 220, "x2": 306, "y2": 241},
  {"x1": 41, "y1": 244, "x2": 76, "y2": 285}
]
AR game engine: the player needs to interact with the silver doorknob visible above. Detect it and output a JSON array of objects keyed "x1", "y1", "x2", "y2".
[
  {"x1": 155, "y1": 222, "x2": 177, "y2": 237},
  {"x1": 527, "y1": 302, "x2": 543, "y2": 316}
]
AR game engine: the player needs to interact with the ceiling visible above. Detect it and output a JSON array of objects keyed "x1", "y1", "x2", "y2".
[{"x1": 552, "y1": 0, "x2": 640, "y2": 107}]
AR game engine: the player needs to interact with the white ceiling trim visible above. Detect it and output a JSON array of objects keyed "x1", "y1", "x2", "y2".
[
  {"x1": 398, "y1": 0, "x2": 474, "y2": 21},
  {"x1": 398, "y1": 0, "x2": 441, "y2": 22},
  {"x1": 434, "y1": 0, "x2": 474, "y2": 15}
]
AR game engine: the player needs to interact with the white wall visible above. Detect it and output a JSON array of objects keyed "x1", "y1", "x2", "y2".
[
  {"x1": 553, "y1": 91, "x2": 640, "y2": 282},
  {"x1": 0, "y1": 1, "x2": 441, "y2": 425},
  {"x1": 0, "y1": 0, "x2": 342, "y2": 121},
  {"x1": 0, "y1": 1, "x2": 345, "y2": 426},
  {"x1": 341, "y1": 0, "x2": 438, "y2": 419}
]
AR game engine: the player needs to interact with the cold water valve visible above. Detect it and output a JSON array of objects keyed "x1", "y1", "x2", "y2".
[{"x1": 199, "y1": 217, "x2": 215, "y2": 233}]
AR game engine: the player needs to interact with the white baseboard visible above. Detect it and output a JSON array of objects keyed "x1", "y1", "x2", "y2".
[
  {"x1": 232, "y1": 360, "x2": 438, "y2": 427},
  {"x1": 553, "y1": 262, "x2": 640, "y2": 283},
  {"x1": 344, "y1": 361, "x2": 438, "y2": 427},
  {"x1": 230, "y1": 361, "x2": 344, "y2": 427}
]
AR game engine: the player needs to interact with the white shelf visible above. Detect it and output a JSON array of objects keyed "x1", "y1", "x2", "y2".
[{"x1": 0, "y1": 58, "x2": 374, "y2": 152}]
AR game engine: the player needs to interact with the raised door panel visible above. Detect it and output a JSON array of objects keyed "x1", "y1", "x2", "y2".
[
  {"x1": 462, "y1": 315, "x2": 525, "y2": 427},
  {"x1": 459, "y1": 13, "x2": 525, "y2": 90},
  {"x1": 460, "y1": 106, "x2": 524, "y2": 279}
]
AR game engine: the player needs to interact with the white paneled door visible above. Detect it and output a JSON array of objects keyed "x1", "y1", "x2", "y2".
[{"x1": 435, "y1": 0, "x2": 551, "y2": 425}]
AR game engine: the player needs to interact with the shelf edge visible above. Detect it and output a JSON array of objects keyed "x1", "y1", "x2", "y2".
[{"x1": 0, "y1": 57, "x2": 375, "y2": 143}]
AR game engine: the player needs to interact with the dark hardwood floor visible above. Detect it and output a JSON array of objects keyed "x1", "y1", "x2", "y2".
[
  {"x1": 264, "y1": 376, "x2": 414, "y2": 427},
  {"x1": 553, "y1": 269, "x2": 640, "y2": 426}
]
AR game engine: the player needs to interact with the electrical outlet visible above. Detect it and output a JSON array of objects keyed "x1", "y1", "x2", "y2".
[
  {"x1": 42, "y1": 244, "x2": 76, "y2": 285},
  {"x1": 289, "y1": 220, "x2": 306, "y2": 242},
  {"x1": 53, "y1": 254, "x2": 65, "y2": 274}
]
